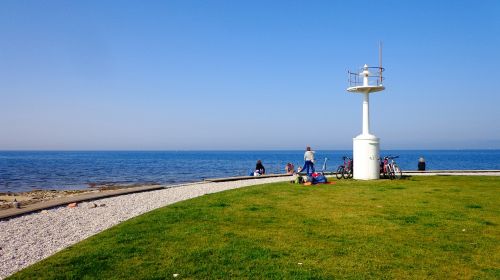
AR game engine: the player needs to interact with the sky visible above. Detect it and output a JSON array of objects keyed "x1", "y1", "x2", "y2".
[{"x1": 0, "y1": 0, "x2": 499, "y2": 150}]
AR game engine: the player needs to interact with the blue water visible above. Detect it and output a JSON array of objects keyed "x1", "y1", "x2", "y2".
[{"x1": 0, "y1": 150, "x2": 499, "y2": 192}]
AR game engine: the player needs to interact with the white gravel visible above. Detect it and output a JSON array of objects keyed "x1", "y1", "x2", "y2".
[{"x1": 0, "y1": 177, "x2": 291, "y2": 279}]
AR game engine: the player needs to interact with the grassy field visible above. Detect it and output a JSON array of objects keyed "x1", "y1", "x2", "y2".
[{"x1": 9, "y1": 176, "x2": 499, "y2": 279}]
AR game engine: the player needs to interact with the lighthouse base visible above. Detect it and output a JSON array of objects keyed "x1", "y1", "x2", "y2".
[{"x1": 353, "y1": 135, "x2": 380, "y2": 180}]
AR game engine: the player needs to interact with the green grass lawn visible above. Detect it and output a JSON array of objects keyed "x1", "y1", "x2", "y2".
[{"x1": 9, "y1": 176, "x2": 500, "y2": 279}]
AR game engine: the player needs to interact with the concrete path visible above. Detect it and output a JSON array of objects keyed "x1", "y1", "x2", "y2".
[{"x1": 403, "y1": 170, "x2": 500, "y2": 176}]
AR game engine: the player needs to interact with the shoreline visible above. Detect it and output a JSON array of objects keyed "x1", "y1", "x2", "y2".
[{"x1": 2, "y1": 170, "x2": 500, "y2": 214}]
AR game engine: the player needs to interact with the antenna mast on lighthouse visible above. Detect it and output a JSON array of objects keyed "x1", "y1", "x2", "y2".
[{"x1": 379, "y1": 41, "x2": 383, "y2": 85}]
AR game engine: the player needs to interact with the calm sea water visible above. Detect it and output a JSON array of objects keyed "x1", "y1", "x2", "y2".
[{"x1": 1, "y1": 150, "x2": 499, "y2": 192}]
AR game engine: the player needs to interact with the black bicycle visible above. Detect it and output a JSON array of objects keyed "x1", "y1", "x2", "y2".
[{"x1": 336, "y1": 156, "x2": 353, "y2": 179}]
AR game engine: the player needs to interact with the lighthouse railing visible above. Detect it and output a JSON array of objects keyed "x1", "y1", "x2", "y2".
[{"x1": 348, "y1": 66, "x2": 385, "y2": 87}]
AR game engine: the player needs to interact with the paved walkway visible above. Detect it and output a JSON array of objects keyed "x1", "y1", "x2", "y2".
[
  {"x1": 2, "y1": 171, "x2": 499, "y2": 220},
  {"x1": 403, "y1": 170, "x2": 500, "y2": 176}
]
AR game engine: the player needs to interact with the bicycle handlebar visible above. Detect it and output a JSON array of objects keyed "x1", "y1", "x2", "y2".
[{"x1": 382, "y1": 155, "x2": 399, "y2": 160}]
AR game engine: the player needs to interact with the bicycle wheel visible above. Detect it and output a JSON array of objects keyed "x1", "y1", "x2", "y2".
[
  {"x1": 388, "y1": 164, "x2": 395, "y2": 180},
  {"x1": 393, "y1": 164, "x2": 402, "y2": 179},
  {"x1": 336, "y1": 166, "x2": 344, "y2": 179},
  {"x1": 345, "y1": 168, "x2": 353, "y2": 179},
  {"x1": 341, "y1": 168, "x2": 348, "y2": 179},
  {"x1": 382, "y1": 166, "x2": 389, "y2": 179}
]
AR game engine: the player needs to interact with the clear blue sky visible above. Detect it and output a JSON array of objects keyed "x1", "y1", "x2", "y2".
[{"x1": 1, "y1": 0, "x2": 499, "y2": 150}]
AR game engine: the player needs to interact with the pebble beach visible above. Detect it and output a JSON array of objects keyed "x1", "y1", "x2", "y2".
[{"x1": 0, "y1": 176, "x2": 291, "y2": 279}]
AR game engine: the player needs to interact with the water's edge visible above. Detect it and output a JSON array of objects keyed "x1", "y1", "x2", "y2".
[{"x1": 1, "y1": 150, "x2": 499, "y2": 192}]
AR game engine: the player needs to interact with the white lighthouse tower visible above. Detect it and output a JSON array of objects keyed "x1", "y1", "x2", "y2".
[{"x1": 347, "y1": 47, "x2": 385, "y2": 180}]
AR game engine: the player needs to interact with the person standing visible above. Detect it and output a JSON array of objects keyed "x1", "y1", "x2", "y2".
[{"x1": 302, "y1": 146, "x2": 315, "y2": 175}]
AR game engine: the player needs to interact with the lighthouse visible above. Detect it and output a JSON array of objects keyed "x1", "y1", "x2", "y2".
[{"x1": 347, "y1": 58, "x2": 385, "y2": 179}]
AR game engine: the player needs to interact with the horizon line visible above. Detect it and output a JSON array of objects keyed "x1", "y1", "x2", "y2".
[{"x1": 1, "y1": 148, "x2": 500, "y2": 152}]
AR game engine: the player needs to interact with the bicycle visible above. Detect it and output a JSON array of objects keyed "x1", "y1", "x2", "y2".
[
  {"x1": 336, "y1": 156, "x2": 353, "y2": 179},
  {"x1": 380, "y1": 156, "x2": 402, "y2": 179}
]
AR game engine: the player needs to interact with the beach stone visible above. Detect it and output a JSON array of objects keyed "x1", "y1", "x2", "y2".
[{"x1": 67, "y1": 203, "x2": 78, "y2": 208}]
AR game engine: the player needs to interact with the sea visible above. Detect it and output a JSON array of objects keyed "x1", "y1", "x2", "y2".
[{"x1": 1, "y1": 150, "x2": 499, "y2": 193}]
